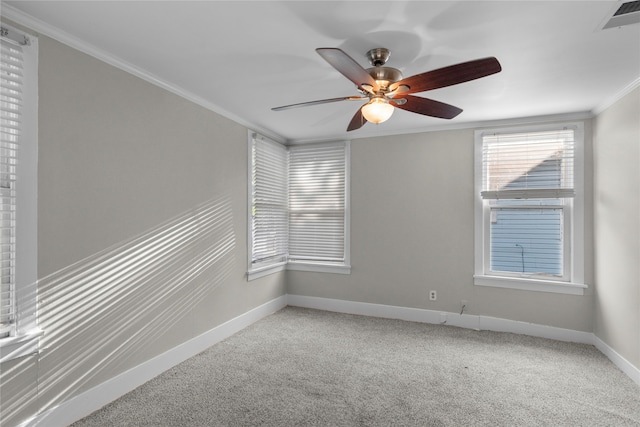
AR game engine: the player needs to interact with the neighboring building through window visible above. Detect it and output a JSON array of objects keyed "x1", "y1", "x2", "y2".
[
  {"x1": 474, "y1": 123, "x2": 586, "y2": 295},
  {"x1": 248, "y1": 133, "x2": 350, "y2": 280},
  {"x1": 0, "y1": 24, "x2": 39, "y2": 362}
]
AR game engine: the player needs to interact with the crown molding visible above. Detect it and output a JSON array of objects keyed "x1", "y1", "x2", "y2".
[
  {"x1": 1, "y1": 4, "x2": 286, "y2": 144},
  {"x1": 294, "y1": 111, "x2": 594, "y2": 144},
  {"x1": 592, "y1": 76, "x2": 640, "y2": 116},
  {"x1": 3, "y1": 3, "x2": 633, "y2": 145}
]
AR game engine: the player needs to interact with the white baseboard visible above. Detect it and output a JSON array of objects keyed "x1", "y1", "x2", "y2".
[
  {"x1": 21, "y1": 293, "x2": 639, "y2": 427},
  {"x1": 286, "y1": 294, "x2": 444, "y2": 324},
  {"x1": 286, "y1": 294, "x2": 593, "y2": 343},
  {"x1": 23, "y1": 295, "x2": 288, "y2": 427},
  {"x1": 286, "y1": 294, "x2": 639, "y2": 386},
  {"x1": 592, "y1": 335, "x2": 640, "y2": 386},
  {"x1": 477, "y1": 315, "x2": 593, "y2": 343}
]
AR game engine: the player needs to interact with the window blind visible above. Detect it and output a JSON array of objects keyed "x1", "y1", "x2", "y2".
[
  {"x1": 481, "y1": 129, "x2": 575, "y2": 200},
  {"x1": 289, "y1": 142, "x2": 346, "y2": 262},
  {"x1": 250, "y1": 135, "x2": 289, "y2": 265},
  {"x1": 0, "y1": 38, "x2": 22, "y2": 337}
]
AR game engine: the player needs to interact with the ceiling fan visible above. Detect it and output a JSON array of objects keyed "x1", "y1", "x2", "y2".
[{"x1": 272, "y1": 47, "x2": 502, "y2": 131}]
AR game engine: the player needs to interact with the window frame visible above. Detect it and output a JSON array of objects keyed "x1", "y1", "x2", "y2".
[
  {"x1": 0, "y1": 24, "x2": 40, "y2": 363},
  {"x1": 287, "y1": 141, "x2": 351, "y2": 275},
  {"x1": 247, "y1": 132, "x2": 289, "y2": 280},
  {"x1": 247, "y1": 133, "x2": 350, "y2": 280},
  {"x1": 473, "y1": 122, "x2": 586, "y2": 295}
]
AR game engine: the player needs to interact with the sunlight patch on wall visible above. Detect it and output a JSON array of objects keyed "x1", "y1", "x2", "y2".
[
  {"x1": 34, "y1": 194, "x2": 236, "y2": 413},
  {"x1": 0, "y1": 355, "x2": 39, "y2": 426}
]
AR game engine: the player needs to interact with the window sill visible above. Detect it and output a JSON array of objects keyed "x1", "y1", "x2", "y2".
[
  {"x1": 248, "y1": 260, "x2": 351, "y2": 280},
  {"x1": 287, "y1": 261, "x2": 351, "y2": 275},
  {"x1": 474, "y1": 274, "x2": 587, "y2": 295},
  {"x1": 0, "y1": 328, "x2": 43, "y2": 363},
  {"x1": 247, "y1": 261, "x2": 287, "y2": 281}
]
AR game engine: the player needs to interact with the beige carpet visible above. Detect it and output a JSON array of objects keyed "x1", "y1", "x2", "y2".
[{"x1": 72, "y1": 306, "x2": 640, "y2": 426}]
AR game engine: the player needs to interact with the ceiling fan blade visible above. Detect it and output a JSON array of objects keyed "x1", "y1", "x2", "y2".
[
  {"x1": 272, "y1": 96, "x2": 366, "y2": 111},
  {"x1": 393, "y1": 95, "x2": 463, "y2": 119},
  {"x1": 347, "y1": 108, "x2": 367, "y2": 131},
  {"x1": 390, "y1": 57, "x2": 501, "y2": 94},
  {"x1": 316, "y1": 48, "x2": 379, "y2": 92}
]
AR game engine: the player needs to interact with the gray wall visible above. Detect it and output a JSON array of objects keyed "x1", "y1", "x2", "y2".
[
  {"x1": 288, "y1": 125, "x2": 595, "y2": 333},
  {"x1": 1, "y1": 22, "x2": 637, "y2": 427},
  {"x1": 0, "y1": 35, "x2": 286, "y2": 427},
  {"x1": 593, "y1": 87, "x2": 640, "y2": 369}
]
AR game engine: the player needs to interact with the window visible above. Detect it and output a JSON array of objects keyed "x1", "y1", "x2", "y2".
[
  {"x1": 474, "y1": 123, "x2": 586, "y2": 295},
  {"x1": 0, "y1": 24, "x2": 39, "y2": 362},
  {"x1": 288, "y1": 142, "x2": 350, "y2": 273},
  {"x1": 248, "y1": 133, "x2": 289, "y2": 276},
  {"x1": 248, "y1": 133, "x2": 350, "y2": 279}
]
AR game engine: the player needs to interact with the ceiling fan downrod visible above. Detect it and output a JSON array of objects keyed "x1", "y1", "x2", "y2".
[{"x1": 366, "y1": 48, "x2": 391, "y2": 66}]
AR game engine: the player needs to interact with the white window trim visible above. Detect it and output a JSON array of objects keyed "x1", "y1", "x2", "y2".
[
  {"x1": 247, "y1": 261, "x2": 288, "y2": 281},
  {"x1": 473, "y1": 122, "x2": 586, "y2": 295},
  {"x1": 247, "y1": 133, "x2": 351, "y2": 280},
  {"x1": 286, "y1": 262, "x2": 351, "y2": 275},
  {"x1": 0, "y1": 25, "x2": 40, "y2": 363},
  {"x1": 246, "y1": 132, "x2": 288, "y2": 281},
  {"x1": 287, "y1": 140, "x2": 351, "y2": 275}
]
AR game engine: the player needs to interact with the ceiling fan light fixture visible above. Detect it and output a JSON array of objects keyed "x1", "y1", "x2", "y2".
[{"x1": 361, "y1": 98, "x2": 394, "y2": 124}]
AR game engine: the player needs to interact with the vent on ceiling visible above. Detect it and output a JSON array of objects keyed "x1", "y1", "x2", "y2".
[{"x1": 600, "y1": 0, "x2": 640, "y2": 29}]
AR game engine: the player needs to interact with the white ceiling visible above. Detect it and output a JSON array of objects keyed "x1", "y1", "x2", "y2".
[{"x1": 4, "y1": 1, "x2": 640, "y2": 142}]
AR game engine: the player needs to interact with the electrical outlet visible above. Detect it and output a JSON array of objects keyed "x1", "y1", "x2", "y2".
[{"x1": 429, "y1": 290, "x2": 437, "y2": 301}]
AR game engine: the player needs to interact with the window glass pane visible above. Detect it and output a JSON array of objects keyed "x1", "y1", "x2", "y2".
[
  {"x1": 289, "y1": 211, "x2": 344, "y2": 261},
  {"x1": 481, "y1": 129, "x2": 575, "y2": 200},
  {"x1": 289, "y1": 143, "x2": 346, "y2": 263},
  {"x1": 251, "y1": 137, "x2": 288, "y2": 265},
  {"x1": 490, "y1": 207, "x2": 563, "y2": 276}
]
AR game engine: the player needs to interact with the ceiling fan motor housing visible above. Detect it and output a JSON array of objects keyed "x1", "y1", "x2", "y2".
[
  {"x1": 366, "y1": 48, "x2": 402, "y2": 90},
  {"x1": 367, "y1": 66, "x2": 403, "y2": 90}
]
